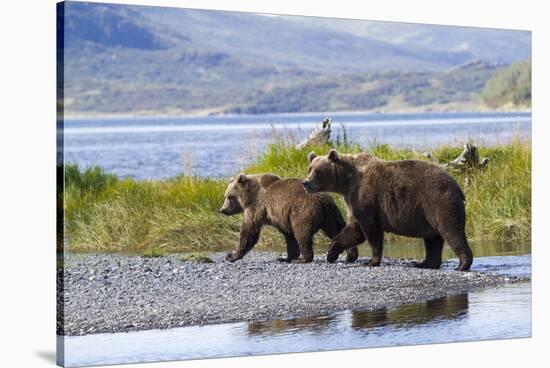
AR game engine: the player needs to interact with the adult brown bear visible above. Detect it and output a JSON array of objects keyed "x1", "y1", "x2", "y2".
[
  {"x1": 220, "y1": 173, "x2": 359, "y2": 263},
  {"x1": 302, "y1": 149, "x2": 473, "y2": 271}
]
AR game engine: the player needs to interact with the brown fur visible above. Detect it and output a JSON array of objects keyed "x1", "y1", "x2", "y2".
[
  {"x1": 303, "y1": 149, "x2": 473, "y2": 271},
  {"x1": 220, "y1": 173, "x2": 359, "y2": 263}
]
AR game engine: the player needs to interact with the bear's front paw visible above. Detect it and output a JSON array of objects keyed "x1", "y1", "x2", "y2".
[
  {"x1": 326, "y1": 244, "x2": 343, "y2": 263},
  {"x1": 225, "y1": 251, "x2": 241, "y2": 263},
  {"x1": 277, "y1": 257, "x2": 291, "y2": 263}
]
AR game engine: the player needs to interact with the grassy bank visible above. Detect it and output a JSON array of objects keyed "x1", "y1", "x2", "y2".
[{"x1": 63, "y1": 136, "x2": 531, "y2": 253}]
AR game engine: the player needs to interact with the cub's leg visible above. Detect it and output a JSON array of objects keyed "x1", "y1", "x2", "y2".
[
  {"x1": 326, "y1": 220, "x2": 366, "y2": 263},
  {"x1": 291, "y1": 235, "x2": 314, "y2": 263},
  {"x1": 414, "y1": 236, "x2": 444, "y2": 269},
  {"x1": 321, "y1": 217, "x2": 359, "y2": 263},
  {"x1": 277, "y1": 233, "x2": 300, "y2": 262},
  {"x1": 226, "y1": 223, "x2": 262, "y2": 262}
]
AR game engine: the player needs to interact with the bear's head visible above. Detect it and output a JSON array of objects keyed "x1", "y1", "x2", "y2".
[
  {"x1": 219, "y1": 174, "x2": 248, "y2": 216},
  {"x1": 302, "y1": 149, "x2": 347, "y2": 194},
  {"x1": 219, "y1": 173, "x2": 280, "y2": 215}
]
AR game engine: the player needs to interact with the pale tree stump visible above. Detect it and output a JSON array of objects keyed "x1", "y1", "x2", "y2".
[
  {"x1": 424, "y1": 143, "x2": 489, "y2": 188},
  {"x1": 296, "y1": 118, "x2": 332, "y2": 149},
  {"x1": 424, "y1": 143, "x2": 489, "y2": 171}
]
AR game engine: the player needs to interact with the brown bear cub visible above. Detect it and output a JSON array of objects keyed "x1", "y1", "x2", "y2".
[
  {"x1": 219, "y1": 173, "x2": 359, "y2": 263},
  {"x1": 303, "y1": 149, "x2": 474, "y2": 271}
]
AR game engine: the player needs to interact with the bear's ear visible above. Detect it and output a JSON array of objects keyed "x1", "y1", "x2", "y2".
[
  {"x1": 308, "y1": 152, "x2": 317, "y2": 163},
  {"x1": 328, "y1": 149, "x2": 339, "y2": 162},
  {"x1": 260, "y1": 173, "x2": 281, "y2": 188},
  {"x1": 237, "y1": 173, "x2": 247, "y2": 184}
]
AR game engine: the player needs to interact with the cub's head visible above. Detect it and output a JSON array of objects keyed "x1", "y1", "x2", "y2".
[
  {"x1": 219, "y1": 173, "x2": 280, "y2": 215},
  {"x1": 302, "y1": 149, "x2": 342, "y2": 193},
  {"x1": 219, "y1": 174, "x2": 248, "y2": 216}
]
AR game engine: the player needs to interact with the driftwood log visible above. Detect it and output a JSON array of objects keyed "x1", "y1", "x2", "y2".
[
  {"x1": 424, "y1": 143, "x2": 489, "y2": 171},
  {"x1": 296, "y1": 118, "x2": 332, "y2": 149},
  {"x1": 296, "y1": 119, "x2": 489, "y2": 174}
]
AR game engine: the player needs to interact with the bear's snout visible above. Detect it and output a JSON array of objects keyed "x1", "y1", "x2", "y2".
[{"x1": 302, "y1": 180, "x2": 315, "y2": 193}]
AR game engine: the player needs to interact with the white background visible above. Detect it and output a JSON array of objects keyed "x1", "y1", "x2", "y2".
[{"x1": 0, "y1": 0, "x2": 548, "y2": 367}]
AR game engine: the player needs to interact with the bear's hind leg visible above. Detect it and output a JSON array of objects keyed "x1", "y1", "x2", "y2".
[
  {"x1": 415, "y1": 236, "x2": 444, "y2": 269},
  {"x1": 365, "y1": 227, "x2": 384, "y2": 267},
  {"x1": 434, "y1": 202, "x2": 473, "y2": 271},
  {"x1": 441, "y1": 231, "x2": 473, "y2": 271},
  {"x1": 277, "y1": 234, "x2": 300, "y2": 262}
]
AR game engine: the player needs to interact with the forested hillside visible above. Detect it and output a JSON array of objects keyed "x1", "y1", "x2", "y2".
[{"x1": 482, "y1": 59, "x2": 531, "y2": 108}]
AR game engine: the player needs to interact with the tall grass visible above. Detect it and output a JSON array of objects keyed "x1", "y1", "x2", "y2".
[
  {"x1": 65, "y1": 167, "x2": 242, "y2": 252},
  {"x1": 459, "y1": 140, "x2": 531, "y2": 242},
  {"x1": 63, "y1": 137, "x2": 531, "y2": 253}
]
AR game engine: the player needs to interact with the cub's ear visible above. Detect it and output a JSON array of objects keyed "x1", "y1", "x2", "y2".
[
  {"x1": 328, "y1": 149, "x2": 339, "y2": 161},
  {"x1": 308, "y1": 151, "x2": 317, "y2": 163},
  {"x1": 237, "y1": 173, "x2": 247, "y2": 184}
]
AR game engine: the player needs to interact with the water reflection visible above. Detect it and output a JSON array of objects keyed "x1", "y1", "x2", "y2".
[
  {"x1": 247, "y1": 294, "x2": 469, "y2": 337},
  {"x1": 248, "y1": 315, "x2": 335, "y2": 336},
  {"x1": 351, "y1": 294, "x2": 468, "y2": 330}
]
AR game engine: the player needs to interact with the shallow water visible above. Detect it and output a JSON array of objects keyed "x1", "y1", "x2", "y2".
[
  {"x1": 236, "y1": 239, "x2": 531, "y2": 263},
  {"x1": 59, "y1": 254, "x2": 531, "y2": 367},
  {"x1": 62, "y1": 111, "x2": 531, "y2": 179},
  {"x1": 364, "y1": 240, "x2": 531, "y2": 261}
]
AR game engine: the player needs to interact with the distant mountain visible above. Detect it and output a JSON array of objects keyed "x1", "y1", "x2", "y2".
[
  {"x1": 60, "y1": 2, "x2": 531, "y2": 116},
  {"x1": 64, "y1": 3, "x2": 168, "y2": 50},
  {"x1": 288, "y1": 18, "x2": 531, "y2": 65}
]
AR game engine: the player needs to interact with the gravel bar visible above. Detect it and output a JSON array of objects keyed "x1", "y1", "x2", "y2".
[{"x1": 58, "y1": 252, "x2": 527, "y2": 336}]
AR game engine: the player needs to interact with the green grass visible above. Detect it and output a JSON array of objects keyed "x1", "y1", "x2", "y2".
[
  {"x1": 178, "y1": 252, "x2": 214, "y2": 263},
  {"x1": 63, "y1": 136, "x2": 531, "y2": 253},
  {"x1": 141, "y1": 245, "x2": 168, "y2": 258}
]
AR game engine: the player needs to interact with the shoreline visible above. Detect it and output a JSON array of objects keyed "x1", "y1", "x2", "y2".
[
  {"x1": 58, "y1": 252, "x2": 528, "y2": 336},
  {"x1": 62, "y1": 107, "x2": 532, "y2": 120}
]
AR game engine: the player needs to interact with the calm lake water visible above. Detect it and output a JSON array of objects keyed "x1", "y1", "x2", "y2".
[
  {"x1": 62, "y1": 111, "x2": 531, "y2": 179},
  {"x1": 59, "y1": 254, "x2": 531, "y2": 367}
]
